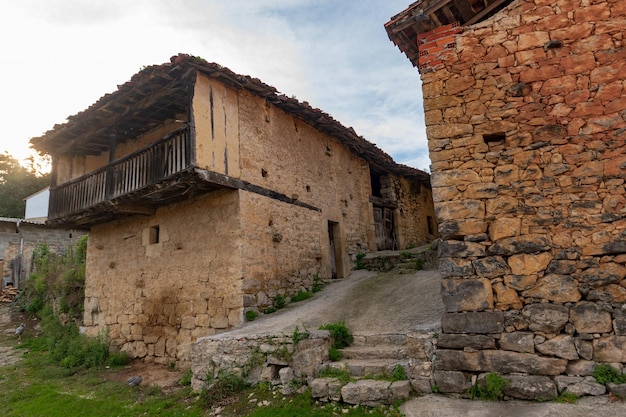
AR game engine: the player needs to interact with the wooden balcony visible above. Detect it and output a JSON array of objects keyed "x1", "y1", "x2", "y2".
[{"x1": 48, "y1": 127, "x2": 211, "y2": 228}]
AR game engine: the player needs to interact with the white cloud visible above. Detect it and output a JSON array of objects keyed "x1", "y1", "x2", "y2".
[{"x1": 0, "y1": 0, "x2": 430, "y2": 170}]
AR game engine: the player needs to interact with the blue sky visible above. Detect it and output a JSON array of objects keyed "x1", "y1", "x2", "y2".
[{"x1": 0, "y1": 0, "x2": 428, "y2": 170}]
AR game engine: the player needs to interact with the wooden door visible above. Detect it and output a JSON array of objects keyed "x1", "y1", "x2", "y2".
[{"x1": 373, "y1": 207, "x2": 394, "y2": 250}]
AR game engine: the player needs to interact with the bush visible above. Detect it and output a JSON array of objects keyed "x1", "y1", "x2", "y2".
[
  {"x1": 245, "y1": 310, "x2": 258, "y2": 321},
  {"x1": 593, "y1": 364, "x2": 626, "y2": 385},
  {"x1": 328, "y1": 347, "x2": 340, "y2": 361},
  {"x1": 355, "y1": 253, "x2": 366, "y2": 270},
  {"x1": 272, "y1": 295, "x2": 286, "y2": 310},
  {"x1": 469, "y1": 372, "x2": 508, "y2": 401},
  {"x1": 319, "y1": 321, "x2": 353, "y2": 349}
]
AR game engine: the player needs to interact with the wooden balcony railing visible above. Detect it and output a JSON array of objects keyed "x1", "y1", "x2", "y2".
[{"x1": 49, "y1": 127, "x2": 192, "y2": 220}]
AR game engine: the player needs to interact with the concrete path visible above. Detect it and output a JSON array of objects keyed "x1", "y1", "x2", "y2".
[
  {"x1": 401, "y1": 393, "x2": 626, "y2": 416},
  {"x1": 212, "y1": 268, "x2": 444, "y2": 339}
]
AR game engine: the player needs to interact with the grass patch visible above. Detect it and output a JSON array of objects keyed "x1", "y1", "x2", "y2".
[
  {"x1": 328, "y1": 347, "x2": 341, "y2": 362},
  {"x1": 469, "y1": 372, "x2": 508, "y2": 401},
  {"x1": 318, "y1": 367, "x2": 352, "y2": 384},
  {"x1": 245, "y1": 310, "x2": 259, "y2": 321},
  {"x1": 291, "y1": 290, "x2": 312, "y2": 303},
  {"x1": 554, "y1": 392, "x2": 579, "y2": 403},
  {"x1": 0, "y1": 348, "x2": 203, "y2": 417},
  {"x1": 593, "y1": 363, "x2": 626, "y2": 385},
  {"x1": 202, "y1": 370, "x2": 250, "y2": 407}
]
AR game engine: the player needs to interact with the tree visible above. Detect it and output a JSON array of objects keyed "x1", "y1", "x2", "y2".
[{"x1": 0, "y1": 152, "x2": 51, "y2": 218}]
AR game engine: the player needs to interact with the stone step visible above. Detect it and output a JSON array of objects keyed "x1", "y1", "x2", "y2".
[
  {"x1": 326, "y1": 358, "x2": 408, "y2": 378},
  {"x1": 352, "y1": 333, "x2": 407, "y2": 347},
  {"x1": 311, "y1": 377, "x2": 411, "y2": 406},
  {"x1": 340, "y1": 345, "x2": 407, "y2": 360}
]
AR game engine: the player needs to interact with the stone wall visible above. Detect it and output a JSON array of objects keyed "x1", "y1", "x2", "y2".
[
  {"x1": 84, "y1": 190, "x2": 243, "y2": 364},
  {"x1": 415, "y1": 0, "x2": 626, "y2": 397},
  {"x1": 0, "y1": 220, "x2": 85, "y2": 288}
]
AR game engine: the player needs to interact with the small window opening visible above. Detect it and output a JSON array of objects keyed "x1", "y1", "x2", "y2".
[
  {"x1": 370, "y1": 170, "x2": 382, "y2": 198},
  {"x1": 261, "y1": 168, "x2": 268, "y2": 178},
  {"x1": 483, "y1": 132, "x2": 506, "y2": 145},
  {"x1": 306, "y1": 185, "x2": 311, "y2": 192},
  {"x1": 149, "y1": 225, "x2": 160, "y2": 244}
]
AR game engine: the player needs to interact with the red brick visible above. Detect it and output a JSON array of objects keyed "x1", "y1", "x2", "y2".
[{"x1": 574, "y1": 3, "x2": 611, "y2": 23}]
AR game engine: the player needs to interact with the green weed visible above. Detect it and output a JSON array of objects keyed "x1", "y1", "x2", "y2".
[
  {"x1": 319, "y1": 367, "x2": 352, "y2": 384},
  {"x1": 319, "y1": 321, "x2": 353, "y2": 349},
  {"x1": 593, "y1": 363, "x2": 626, "y2": 384},
  {"x1": 554, "y1": 392, "x2": 579, "y2": 403},
  {"x1": 245, "y1": 310, "x2": 259, "y2": 321},
  {"x1": 291, "y1": 290, "x2": 312, "y2": 302},
  {"x1": 355, "y1": 253, "x2": 366, "y2": 270},
  {"x1": 391, "y1": 365, "x2": 408, "y2": 381},
  {"x1": 292, "y1": 326, "x2": 310, "y2": 344},
  {"x1": 328, "y1": 347, "x2": 341, "y2": 361},
  {"x1": 272, "y1": 295, "x2": 286, "y2": 310},
  {"x1": 469, "y1": 372, "x2": 509, "y2": 401}
]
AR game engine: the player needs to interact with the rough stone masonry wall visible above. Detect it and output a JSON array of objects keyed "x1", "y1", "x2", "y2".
[
  {"x1": 83, "y1": 189, "x2": 243, "y2": 365},
  {"x1": 419, "y1": 0, "x2": 626, "y2": 398}
]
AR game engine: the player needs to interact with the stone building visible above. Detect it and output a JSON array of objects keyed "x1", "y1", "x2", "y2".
[
  {"x1": 387, "y1": 0, "x2": 626, "y2": 398},
  {"x1": 0, "y1": 217, "x2": 83, "y2": 289},
  {"x1": 31, "y1": 54, "x2": 436, "y2": 364}
]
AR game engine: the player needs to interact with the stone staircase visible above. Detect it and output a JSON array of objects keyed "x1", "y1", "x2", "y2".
[
  {"x1": 312, "y1": 333, "x2": 416, "y2": 405},
  {"x1": 360, "y1": 241, "x2": 439, "y2": 273}
]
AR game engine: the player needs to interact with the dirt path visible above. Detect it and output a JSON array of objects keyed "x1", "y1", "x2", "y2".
[{"x1": 0, "y1": 303, "x2": 29, "y2": 367}]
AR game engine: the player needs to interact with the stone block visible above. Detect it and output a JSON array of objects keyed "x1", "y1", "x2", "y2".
[
  {"x1": 587, "y1": 285, "x2": 626, "y2": 303},
  {"x1": 446, "y1": 75, "x2": 475, "y2": 95},
  {"x1": 503, "y1": 274, "x2": 539, "y2": 291},
  {"x1": 341, "y1": 380, "x2": 392, "y2": 407},
  {"x1": 554, "y1": 375, "x2": 584, "y2": 393},
  {"x1": 503, "y1": 375, "x2": 557, "y2": 401},
  {"x1": 486, "y1": 196, "x2": 519, "y2": 216},
  {"x1": 431, "y1": 169, "x2": 481, "y2": 187},
  {"x1": 488, "y1": 235, "x2": 550, "y2": 256},
  {"x1": 570, "y1": 302, "x2": 613, "y2": 334},
  {"x1": 472, "y1": 256, "x2": 510, "y2": 278},
  {"x1": 575, "y1": 338, "x2": 594, "y2": 361},
  {"x1": 493, "y1": 164, "x2": 520, "y2": 185},
  {"x1": 441, "y1": 311, "x2": 504, "y2": 334},
  {"x1": 614, "y1": 309, "x2": 626, "y2": 336},
  {"x1": 439, "y1": 258, "x2": 475, "y2": 278},
  {"x1": 523, "y1": 304, "x2": 569, "y2": 333},
  {"x1": 436, "y1": 200, "x2": 485, "y2": 221},
  {"x1": 566, "y1": 360, "x2": 596, "y2": 376},
  {"x1": 442, "y1": 278, "x2": 494, "y2": 312},
  {"x1": 607, "y1": 383, "x2": 626, "y2": 399},
  {"x1": 435, "y1": 349, "x2": 567, "y2": 375},
  {"x1": 439, "y1": 240, "x2": 486, "y2": 257},
  {"x1": 499, "y1": 332, "x2": 534, "y2": 353},
  {"x1": 566, "y1": 377, "x2": 606, "y2": 397},
  {"x1": 493, "y1": 282, "x2": 522, "y2": 310},
  {"x1": 522, "y1": 274, "x2": 582, "y2": 303},
  {"x1": 536, "y1": 335, "x2": 579, "y2": 360},
  {"x1": 593, "y1": 336, "x2": 626, "y2": 362},
  {"x1": 508, "y1": 252, "x2": 552, "y2": 275},
  {"x1": 437, "y1": 334, "x2": 496, "y2": 350},
  {"x1": 433, "y1": 370, "x2": 471, "y2": 393},
  {"x1": 579, "y1": 263, "x2": 626, "y2": 288}
]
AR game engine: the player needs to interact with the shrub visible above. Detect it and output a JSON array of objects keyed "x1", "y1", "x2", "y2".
[
  {"x1": 312, "y1": 275, "x2": 325, "y2": 293},
  {"x1": 245, "y1": 310, "x2": 258, "y2": 321},
  {"x1": 292, "y1": 326, "x2": 310, "y2": 344},
  {"x1": 355, "y1": 253, "x2": 366, "y2": 270},
  {"x1": 272, "y1": 295, "x2": 286, "y2": 310},
  {"x1": 593, "y1": 363, "x2": 626, "y2": 385},
  {"x1": 319, "y1": 321, "x2": 353, "y2": 349},
  {"x1": 469, "y1": 372, "x2": 508, "y2": 401},
  {"x1": 179, "y1": 369, "x2": 193, "y2": 386}
]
